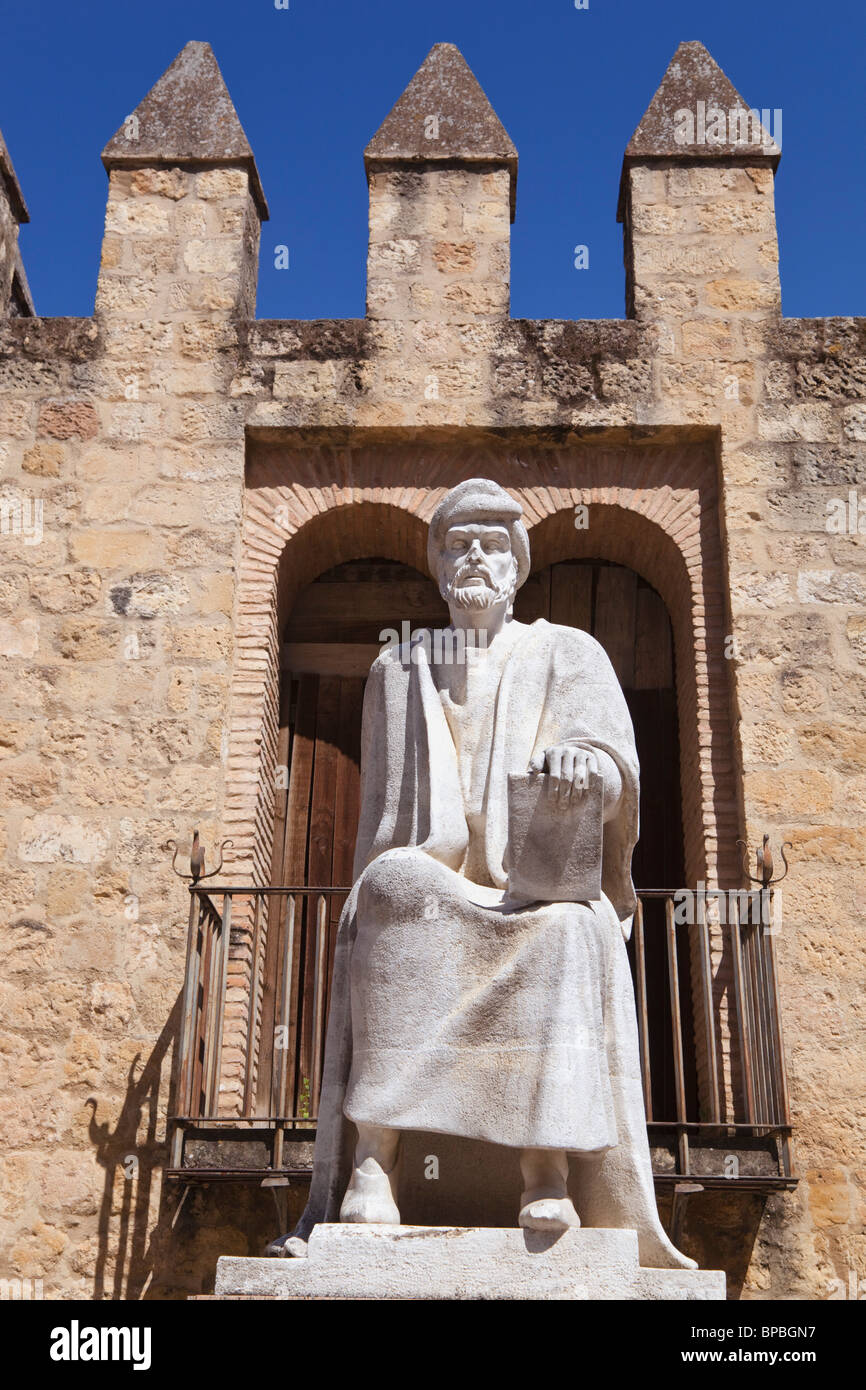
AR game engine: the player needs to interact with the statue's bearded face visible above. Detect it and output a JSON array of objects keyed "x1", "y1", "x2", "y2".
[{"x1": 439, "y1": 522, "x2": 518, "y2": 611}]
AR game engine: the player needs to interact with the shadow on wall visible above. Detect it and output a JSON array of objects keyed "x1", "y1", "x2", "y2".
[
  {"x1": 86, "y1": 991, "x2": 306, "y2": 1300},
  {"x1": 657, "y1": 1187, "x2": 768, "y2": 1301},
  {"x1": 85, "y1": 996, "x2": 178, "y2": 1300}
]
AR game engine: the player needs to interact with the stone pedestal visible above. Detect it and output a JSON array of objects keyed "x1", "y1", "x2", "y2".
[{"x1": 214, "y1": 1225, "x2": 726, "y2": 1300}]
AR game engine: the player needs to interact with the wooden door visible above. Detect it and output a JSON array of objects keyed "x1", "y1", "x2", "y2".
[
  {"x1": 514, "y1": 560, "x2": 693, "y2": 1120},
  {"x1": 271, "y1": 559, "x2": 450, "y2": 891},
  {"x1": 513, "y1": 559, "x2": 684, "y2": 888}
]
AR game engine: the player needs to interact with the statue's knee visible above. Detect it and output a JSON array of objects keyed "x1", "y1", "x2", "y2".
[
  {"x1": 360, "y1": 846, "x2": 432, "y2": 905},
  {"x1": 558, "y1": 904, "x2": 615, "y2": 955}
]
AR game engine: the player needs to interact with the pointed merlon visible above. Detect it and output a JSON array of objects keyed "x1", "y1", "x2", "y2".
[
  {"x1": 618, "y1": 41, "x2": 780, "y2": 222},
  {"x1": 0, "y1": 125, "x2": 35, "y2": 315},
  {"x1": 102, "y1": 40, "x2": 268, "y2": 218},
  {"x1": 365, "y1": 43, "x2": 518, "y2": 220},
  {"x1": 0, "y1": 126, "x2": 29, "y2": 223},
  {"x1": 624, "y1": 41, "x2": 780, "y2": 162}
]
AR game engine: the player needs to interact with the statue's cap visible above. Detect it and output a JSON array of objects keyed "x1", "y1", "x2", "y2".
[{"x1": 427, "y1": 479, "x2": 529, "y2": 587}]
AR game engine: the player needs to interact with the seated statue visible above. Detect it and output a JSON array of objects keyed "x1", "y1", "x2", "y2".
[{"x1": 269, "y1": 478, "x2": 694, "y2": 1269}]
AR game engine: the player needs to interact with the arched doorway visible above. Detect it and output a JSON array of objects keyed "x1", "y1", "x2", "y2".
[{"x1": 259, "y1": 554, "x2": 694, "y2": 1121}]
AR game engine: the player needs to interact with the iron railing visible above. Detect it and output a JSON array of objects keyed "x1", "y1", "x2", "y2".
[
  {"x1": 168, "y1": 886, "x2": 794, "y2": 1189},
  {"x1": 631, "y1": 890, "x2": 793, "y2": 1190}
]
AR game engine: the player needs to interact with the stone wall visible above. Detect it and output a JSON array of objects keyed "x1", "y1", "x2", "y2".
[{"x1": 0, "y1": 39, "x2": 863, "y2": 1300}]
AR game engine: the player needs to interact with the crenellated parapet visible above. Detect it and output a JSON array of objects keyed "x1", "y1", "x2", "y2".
[
  {"x1": 364, "y1": 42, "x2": 515, "y2": 324},
  {"x1": 97, "y1": 41, "x2": 268, "y2": 327},
  {"x1": 618, "y1": 40, "x2": 781, "y2": 329}
]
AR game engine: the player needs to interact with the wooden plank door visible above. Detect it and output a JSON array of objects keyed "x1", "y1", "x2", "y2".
[
  {"x1": 515, "y1": 558, "x2": 685, "y2": 888},
  {"x1": 515, "y1": 559, "x2": 694, "y2": 1121}
]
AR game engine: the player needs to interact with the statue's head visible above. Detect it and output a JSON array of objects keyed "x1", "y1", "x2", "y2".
[{"x1": 428, "y1": 479, "x2": 530, "y2": 613}]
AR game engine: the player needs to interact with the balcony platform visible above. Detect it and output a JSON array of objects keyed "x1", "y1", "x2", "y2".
[{"x1": 214, "y1": 1224, "x2": 727, "y2": 1300}]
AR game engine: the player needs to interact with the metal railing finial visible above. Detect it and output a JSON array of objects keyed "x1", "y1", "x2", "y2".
[
  {"x1": 736, "y1": 833, "x2": 792, "y2": 888},
  {"x1": 165, "y1": 831, "x2": 235, "y2": 883}
]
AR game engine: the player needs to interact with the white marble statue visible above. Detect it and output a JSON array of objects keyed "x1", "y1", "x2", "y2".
[{"x1": 269, "y1": 478, "x2": 695, "y2": 1269}]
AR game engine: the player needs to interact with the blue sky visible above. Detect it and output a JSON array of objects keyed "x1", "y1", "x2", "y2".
[{"x1": 3, "y1": 0, "x2": 863, "y2": 321}]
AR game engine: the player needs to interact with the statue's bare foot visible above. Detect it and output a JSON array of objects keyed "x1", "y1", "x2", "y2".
[
  {"x1": 339, "y1": 1156, "x2": 401, "y2": 1224},
  {"x1": 519, "y1": 1190, "x2": 581, "y2": 1233},
  {"x1": 518, "y1": 1147, "x2": 577, "y2": 1232}
]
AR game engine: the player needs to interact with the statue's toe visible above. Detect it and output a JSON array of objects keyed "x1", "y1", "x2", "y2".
[
  {"x1": 339, "y1": 1161, "x2": 401, "y2": 1224},
  {"x1": 519, "y1": 1196, "x2": 580, "y2": 1233},
  {"x1": 264, "y1": 1233, "x2": 308, "y2": 1258}
]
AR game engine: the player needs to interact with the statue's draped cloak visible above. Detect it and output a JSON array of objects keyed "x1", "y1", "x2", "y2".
[
  {"x1": 354, "y1": 619, "x2": 639, "y2": 920},
  {"x1": 283, "y1": 620, "x2": 688, "y2": 1266}
]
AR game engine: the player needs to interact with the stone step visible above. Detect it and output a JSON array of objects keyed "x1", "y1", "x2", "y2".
[{"x1": 215, "y1": 1225, "x2": 726, "y2": 1300}]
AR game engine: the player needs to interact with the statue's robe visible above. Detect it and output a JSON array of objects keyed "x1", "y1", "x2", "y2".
[{"x1": 281, "y1": 619, "x2": 693, "y2": 1268}]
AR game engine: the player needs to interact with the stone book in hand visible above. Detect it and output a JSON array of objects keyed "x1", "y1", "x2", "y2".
[{"x1": 506, "y1": 770, "x2": 604, "y2": 903}]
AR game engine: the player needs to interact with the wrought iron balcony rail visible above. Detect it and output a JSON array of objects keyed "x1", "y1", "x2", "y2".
[{"x1": 167, "y1": 885, "x2": 795, "y2": 1192}]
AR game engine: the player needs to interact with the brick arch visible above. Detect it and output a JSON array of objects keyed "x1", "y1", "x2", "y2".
[
  {"x1": 223, "y1": 444, "x2": 739, "y2": 1119},
  {"x1": 274, "y1": 501, "x2": 431, "y2": 632},
  {"x1": 228, "y1": 465, "x2": 737, "y2": 891}
]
